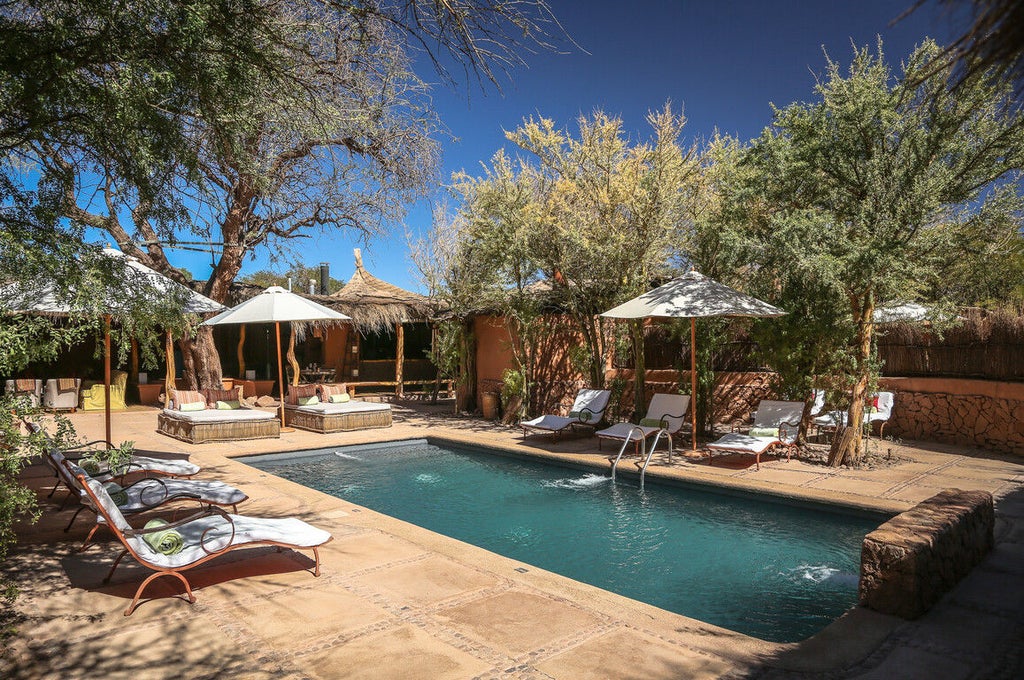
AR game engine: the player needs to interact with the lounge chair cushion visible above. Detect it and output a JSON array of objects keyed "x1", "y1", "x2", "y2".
[
  {"x1": 706, "y1": 433, "x2": 782, "y2": 454},
  {"x1": 160, "y1": 407, "x2": 276, "y2": 423},
  {"x1": 287, "y1": 400, "x2": 390, "y2": 415},
  {"x1": 520, "y1": 414, "x2": 575, "y2": 432},
  {"x1": 596, "y1": 422, "x2": 660, "y2": 442},
  {"x1": 91, "y1": 478, "x2": 246, "y2": 514}
]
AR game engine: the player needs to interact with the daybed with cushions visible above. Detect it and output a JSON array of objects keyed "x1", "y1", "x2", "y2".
[
  {"x1": 283, "y1": 383, "x2": 392, "y2": 433},
  {"x1": 157, "y1": 387, "x2": 280, "y2": 444}
]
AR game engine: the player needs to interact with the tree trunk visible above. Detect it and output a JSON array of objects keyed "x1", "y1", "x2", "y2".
[
  {"x1": 286, "y1": 324, "x2": 299, "y2": 386},
  {"x1": 457, "y1": 318, "x2": 477, "y2": 413},
  {"x1": 833, "y1": 293, "x2": 876, "y2": 466},
  {"x1": 827, "y1": 426, "x2": 856, "y2": 467},
  {"x1": 631, "y1": 320, "x2": 646, "y2": 421},
  {"x1": 181, "y1": 326, "x2": 223, "y2": 390}
]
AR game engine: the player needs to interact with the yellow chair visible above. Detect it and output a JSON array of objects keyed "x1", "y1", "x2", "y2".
[{"x1": 80, "y1": 370, "x2": 128, "y2": 411}]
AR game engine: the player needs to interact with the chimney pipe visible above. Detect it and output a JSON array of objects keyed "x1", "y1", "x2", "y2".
[{"x1": 319, "y1": 262, "x2": 330, "y2": 295}]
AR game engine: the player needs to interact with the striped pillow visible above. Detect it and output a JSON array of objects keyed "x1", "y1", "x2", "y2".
[
  {"x1": 169, "y1": 389, "x2": 205, "y2": 411},
  {"x1": 318, "y1": 383, "x2": 348, "y2": 399},
  {"x1": 286, "y1": 383, "x2": 318, "y2": 405},
  {"x1": 202, "y1": 387, "x2": 241, "y2": 408}
]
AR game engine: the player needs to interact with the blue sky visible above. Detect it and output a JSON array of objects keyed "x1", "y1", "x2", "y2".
[{"x1": 167, "y1": 0, "x2": 952, "y2": 292}]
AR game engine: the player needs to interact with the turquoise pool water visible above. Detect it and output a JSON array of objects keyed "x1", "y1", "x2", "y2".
[{"x1": 245, "y1": 440, "x2": 882, "y2": 642}]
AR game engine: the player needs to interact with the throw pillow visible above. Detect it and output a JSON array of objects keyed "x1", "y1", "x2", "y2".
[
  {"x1": 328, "y1": 393, "x2": 350, "y2": 403},
  {"x1": 203, "y1": 387, "x2": 241, "y2": 408},
  {"x1": 319, "y1": 382, "x2": 348, "y2": 399},
  {"x1": 749, "y1": 427, "x2": 779, "y2": 438},
  {"x1": 297, "y1": 395, "x2": 319, "y2": 406},
  {"x1": 180, "y1": 401, "x2": 206, "y2": 412},
  {"x1": 169, "y1": 389, "x2": 204, "y2": 411},
  {"x1": 216, "y1": 400, "x2": 240, "y2": 410},
  {"x1": 287, "y1": 383, "x2": 318, "y2": 405}
]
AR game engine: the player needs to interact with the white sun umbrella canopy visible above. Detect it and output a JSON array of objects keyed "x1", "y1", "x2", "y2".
[
  {"x1": 601, "y1": 271, "x2": 786, "y2": 451},
  {"x1": 203, "y1": 286, "x2": 350, "y2": 429},
  {"x1": 1, "y1": 247, "x2": 226, "y2": 445}
]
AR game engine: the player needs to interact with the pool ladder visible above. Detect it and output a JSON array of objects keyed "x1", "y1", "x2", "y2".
[{"x1": 609, "y1": 426, "x2": 673, "y2": 489}]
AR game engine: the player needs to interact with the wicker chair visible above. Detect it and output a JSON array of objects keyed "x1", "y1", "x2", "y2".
[
  {"x1": 44, "y1": 378, "x2": 81, "y2": 412},
  {"x1": 5, "y1": 378, "x2": 42, "y2": 407}
]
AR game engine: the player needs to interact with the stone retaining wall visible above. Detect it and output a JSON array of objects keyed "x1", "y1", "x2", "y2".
[
  {"x1": 860, "y1": 489, "x2": 994, "y2": 619},
  {"x1": 879, "y1": 377, "x2": 1024, "y2": 456}
]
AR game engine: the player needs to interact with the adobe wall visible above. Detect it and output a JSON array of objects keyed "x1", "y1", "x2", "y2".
[{"x1": 860, "y1": 489, "x2": 994, "y2": 619}]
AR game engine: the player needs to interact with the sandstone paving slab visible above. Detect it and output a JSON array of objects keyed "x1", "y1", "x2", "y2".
[
  {"x1": 849, "y1": 643, "x2": 975, "y2": 680},
  {"x1": 945, "y1": 565, "x2": 1024, "y2": 618},
  {"x1": 808, "y1": 475, "x2": 897, "y2": 499},
  {"x1": 433, "y1": 590, "x2": 605, "y2": 658},
  {"x1": 351, "y1": 554, "x2": 503, "y2": 608},
  {"x1": 735, "y1": 465, "x2": 826, "y2": 488},
  {"x1": 321, "y1": 528, "x2": 429, "y2": 569},
  {"x1": 238, "y1": 584, "x2": 394, "y2": 649},
  {"x1": 881, "y1": 483, "x2": 957, "y2": 504},
  {"x1": 3, "y1": 613, "x2": 251, "y2": 680},
  {"x1": 534, "y1": 627, "x2": 736, "y2": 679},
  {"x1": 296, "y1": 623, "x2": 493, "y2": 680},
  {"x1": 900, "y1": 600, "x2": 1023, "y2": 666}
]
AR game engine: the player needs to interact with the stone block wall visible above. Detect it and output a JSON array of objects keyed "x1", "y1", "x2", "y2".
[
  {"x1": 860, "y1": 489, "x2": 994, "y2": 619},
  {"x1": 880, "y1": 378, "x2": 1024, "y2": 456}
]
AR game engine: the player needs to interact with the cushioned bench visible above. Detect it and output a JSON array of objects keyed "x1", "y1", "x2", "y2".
[
  {"x1": 284, "y1": 400, "x2": 392, "y2": 433},
  {"x1": 157, "y1": 407, "x2": 281, "y2": 444}
]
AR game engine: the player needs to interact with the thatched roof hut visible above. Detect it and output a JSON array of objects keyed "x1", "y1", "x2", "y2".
[{"x1": 288, "y1": 249, "x2": 432, "y2": 334}]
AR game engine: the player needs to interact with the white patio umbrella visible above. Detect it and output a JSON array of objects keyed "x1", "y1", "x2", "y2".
[
  {"x1": 202, "y1": 286, "x2": 350, "y2": 429},
  {"x1": 1, "y1": 248, "x2": 226, "y2": 445},
  {"x1": 601, "y1": 270, "x2": 786, "y2": 451}
]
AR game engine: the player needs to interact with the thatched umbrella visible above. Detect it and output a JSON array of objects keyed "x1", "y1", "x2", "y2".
[{"x1": 315, "y1": 249, "x2": 438, "y2": 396}]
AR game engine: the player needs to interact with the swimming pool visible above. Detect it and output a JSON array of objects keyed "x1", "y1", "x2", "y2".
[{"x1": 244, "y1": 440, "x2": 883, "y2": 642}]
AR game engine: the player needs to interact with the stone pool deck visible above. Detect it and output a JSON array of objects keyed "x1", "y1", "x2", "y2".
[{"x1": 2, "y1": 403, "x2": 1023, "y2": 679}]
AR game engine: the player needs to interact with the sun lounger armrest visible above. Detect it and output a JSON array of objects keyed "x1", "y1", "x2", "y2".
[
  {"x1": 571, "y1": 407, "x2": 602, "y2": 424},
  {"x1": 121, "y1": 477, "x2": 202, "y2": 509},
  {"x1": 125, "y1": 506, "x2": 237, "y2": 556}
]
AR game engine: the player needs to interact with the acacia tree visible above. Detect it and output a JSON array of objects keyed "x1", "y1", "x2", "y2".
[
  {"x1": 3, "y1": 0, "x2": 562, "y2": 389},
  {"x1": 736, "y1": 40, "x2": 1024, "y2": 465},
  {"x1": 431, "y1": 107, "x2": 699, "y2": 417}
]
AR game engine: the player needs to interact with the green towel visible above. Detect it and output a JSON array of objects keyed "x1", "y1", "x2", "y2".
[
  {"x1": 103, "y1": 481, "x2": 129, "y2": 507},
  {"x1": 568, "y1": 410, "x2": 591, "y2": 422},
  {"x1": 639, "y1": 417, "x2": 665, "y2": 428},
  {"x1": 749, "y1": 427, "x2": 780, "y2": 438},
  {"x1": 80, "y1": 458, "x2": 101, "y2": 476},
  {"x1": 142, "y1": 519, "x2": 185, "y2": 555}
]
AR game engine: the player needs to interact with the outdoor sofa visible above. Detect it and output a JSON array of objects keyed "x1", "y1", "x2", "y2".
[
  {"x1": 283, "y1": 382, "x2": 393, "y2": 433},
  {"x1": 157, "y1": 387, "x2": 280, "y2": 444}
]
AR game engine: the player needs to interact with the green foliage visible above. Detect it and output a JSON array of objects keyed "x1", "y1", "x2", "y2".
[
  {"x1": 707, "y1": 39, "x2": 1024, "y2": 462},
  {"x1": 0, "y1": 400, "x2": 83, "y2": 603}
]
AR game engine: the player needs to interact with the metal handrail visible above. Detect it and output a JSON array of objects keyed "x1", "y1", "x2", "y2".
[
  {"x1": 637, "y1": 428, "x2": 673, "y2": 489},
  {"x1": 609, "y1": 426, "x2": 648, "y2": 480}
]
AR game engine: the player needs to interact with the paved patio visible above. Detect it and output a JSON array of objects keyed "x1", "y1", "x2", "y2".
[{"x1": 2, "y1": 402, "x2": 1022, "y2": 679}]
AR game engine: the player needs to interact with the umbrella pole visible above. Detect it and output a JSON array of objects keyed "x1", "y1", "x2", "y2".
[
  {"x1": 275, "y1": 321, "x2": 293, "y2": 432},
  {"x1": 691, "y1": 318, "x2": 697, "y2": 452},
  {"x1": 104, "y1": 314, "x2": 112, "y2": 448}
]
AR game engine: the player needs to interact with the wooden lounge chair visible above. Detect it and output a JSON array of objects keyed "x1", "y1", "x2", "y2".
[
  {"x1": 51, "y1": 451, "x2": 247, "y2": 551},
  {"x1": 597, "y1": 393, "x2": 691, "y2": 457},
  {"x1": 520, "y1": 389, "x2": 612, "y2": 440},
  {"x1": 69, "y1": 462, "x2": 333, "y2": 615},
  {"x1": 706, "y1": 400, "x2": 804, "y2": 470}
]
